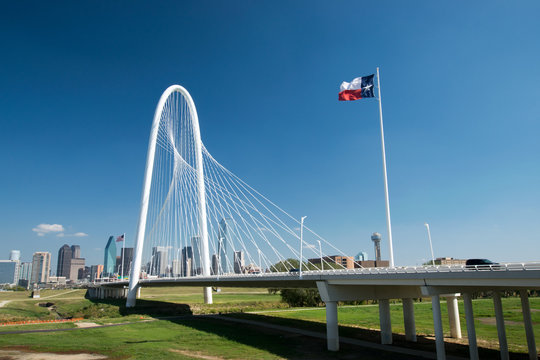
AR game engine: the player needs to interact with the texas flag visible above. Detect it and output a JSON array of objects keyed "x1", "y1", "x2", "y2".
[{"x1": 338, "y1": 74, "x2": 375, "y2": 101}]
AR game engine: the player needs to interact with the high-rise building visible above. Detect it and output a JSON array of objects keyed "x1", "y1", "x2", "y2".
[
  {"x1": 18, "y1": 262, "x2": 32, "y2": 281},
  {"x1": 181, "y1": 246, "x2": 193, "y2": 277},
  {"x1": 104, "y1": 236, "x2": 116, "y2": 276},
  {"x1": 234, "y1": 250, "x2": 244, "y2": 274},
  {"x1": 9, "y1": 250, "x2": 20, "y2": 261},
  {"x1": 355, "y1": 251, "x2": 368, "y2": 261},
  {"x1": 69, "y1": 258, "x2": 85, "y2": 281},
  {"x1": 90, "y1": 264, "x2": 103, "y2": 281},
  {"x1": 217, "y1": 219, "x2": 232, "y2": 274},
  {"x1": 172, "y1": 259, "x2": 181, "y2": 277},
  {"x1": 57, "y1": 244, "x2": 72, "y2": 278},
  {"x1": 211, "y1": 254, "x2": 219, "y2": 275},
  {"x1": 191, "y1": 236, "x2": 202, "y2": 275},
  {"x1": 119, "y1": 247, "x2": 134, "y2": 277},
  {"x1": 31, "y1": 252, "x2": 51, "y2": 285},
  {"x1": 151, "y1": 246, "x2": 168, "y2": 276},
  {"x1": 71, "y1": 245, "x2": 81, "y2": 259},
  {"x1": 0, "y1": 260, "x2": 19, "y2": 285}
]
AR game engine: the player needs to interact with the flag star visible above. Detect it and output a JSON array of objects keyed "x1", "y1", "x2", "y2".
[{"x1": 363, "y1": 84, "x2": 373, "y2": 90}]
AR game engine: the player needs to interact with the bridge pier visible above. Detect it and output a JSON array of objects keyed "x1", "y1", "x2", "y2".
[
  {"x1": 519, "y1": 290, "x2": 537, "y2": 360},
  {"x1": 493, "y1": 291, "x2": 509, "y2": 360},
  {"x1": 431, "y1": 294, "x2": 446, "y2": 360},
  {"x1": 462, "y1": 292, "x2": 479, "y2": 360},
  {"x1": 445, "y1": 294, "x2": 461, "y2": 339},
  {"x1": 378, "y1": 299, "x2": 392, "y2": 344},
  {"x1": 325, "y1": 301, "x2": 339, "y2": 351},
  {"x1": 402, "y1": 298, "x2": 416, "y2": 342}
]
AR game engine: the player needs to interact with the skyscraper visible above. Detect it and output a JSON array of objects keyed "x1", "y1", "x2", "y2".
[
  {"x1": 31, "y1": 252, "x2": 51, "y2": 285},
  {"x1": 234, "y1": 250, "x2": 244, "y2": 274},
  {"x1": 181, "y1": 246, "x2": 193, "y2": 277},
  {"x1": 9, "y1": 250, "x2": 20, "y2": 261},
  {"x1": 217, "y1": 219, "x2": 231, "y2": 274},
  {"x1": 57, "y1": 244, "x2": 72, "y2": 278},
  {"x1": 151, "y1": 246, "x2": 168, "y2": 276},
  {"x1": 191, "y1": 236, "x2": 202, "y2": 275},
  {"x1": 71, "y1": 245, "x2": 81, "y2": 259},
  {"x1": 120, "y1": 247, "x2": 134, "y2": 277},
  {"x1": 104, "y1": 236, "x2": 116, "y2": 276}
]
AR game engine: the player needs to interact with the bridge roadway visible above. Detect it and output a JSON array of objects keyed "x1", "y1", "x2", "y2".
[{"x1": 91, "y1": 263, "x2": 540, "y2": 360}]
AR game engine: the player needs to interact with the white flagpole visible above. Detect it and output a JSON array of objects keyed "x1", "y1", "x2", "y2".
[
  {"x1": 121, "y1": 233, "x2": 126, "y2": 280},
  {"x1": 376, "y1": 67, "x2": 395, "y2": 267}
]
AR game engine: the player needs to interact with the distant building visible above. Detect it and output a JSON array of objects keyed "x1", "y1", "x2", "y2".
[
  {"x1": 433, "y1": 257, "x2": 466, "y2": 266},
  {"x1": 355, "y1": 260, "x2": 390, "y2": 268},
  {"x1": 309, "y1": 255, "x2": 355, "y2": 269},
  {"x1": 119, "y1": 247, "x2": 134, "y2": 277},
  {"x1": 181, "y1": 246, "x2": 193, "y2": 277},
  {"x1": 71, "y1": 245, "x2": 81, "y2": 259},
  {"x1": 48, "y1": 276, "x2": 67, "y2": 285},
  {"x1": 31, "y1": 252, "x2": 51, "y2": 285},
  {"x1": 0, "y1": 260, "x2": 19, "y2": 285},
  {"x1": 218, "y1": 218, "x2": 232, "y2": 274},
  {"x1": 191, "y1": 236, "x2": 202, "y2": 275},
  {"x1": 90, "y1": 264, "x2": 104, "y2": 281},
  {"x1": 104, "y1": 236, "x2": 116, "y2": 276},
  {"x1": 211, "y1": 254, "x2": 219, "y2": 275},
  {"x1": 9, "y1": 250, "x2": 20, "y2": 261},
  {"x1": 233, "y1": 251, "x2": 244, "y2": 274},
  {"x1": 371, "y1": 232, "x2": 382, "y2": 262},
  {"x1": 57, "y1": 244, "x2": 72, "y2": 278},
  {"x1": 18, "y1": 261, "x2": 32, "y2": 288},
  {"x1": 151, "y1": 246, "x2": 169, "y2": 276},
  {"x1": 69, "y1": 258, "x2": 85, "y2": 281},
  {"x1": 172, "y1": 259, "x2": 181, "y2": 277},
  {"x1": 355, "y1": 251, "x2": 368, "y2": 261}
]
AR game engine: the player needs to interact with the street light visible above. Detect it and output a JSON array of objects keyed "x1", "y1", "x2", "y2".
[
  {"x1": 299, "y1": 216, "x2": 307, "y2": 278},
  {"x1": 424, "y1": 223, "x2": 435, "y2": 266}
]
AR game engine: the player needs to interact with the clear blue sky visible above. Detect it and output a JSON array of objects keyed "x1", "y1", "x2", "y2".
[{"x1": 1, "y1": 1, "x2": 539, "y2": 269}]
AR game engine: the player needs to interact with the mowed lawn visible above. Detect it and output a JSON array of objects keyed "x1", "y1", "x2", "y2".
[
  {"x1": 1, "y1": 288, "x2": 539, "y2": 357},
  {"x1": 246, "y1": 297, "x2": 540, "y2": 354}
]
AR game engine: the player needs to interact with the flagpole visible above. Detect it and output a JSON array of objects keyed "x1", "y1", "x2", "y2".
[
  {"x1": 121, "y1": 233, "x2": 125, "y2": 280},
  {"x1": 376, "y1": 67, "x2": 395, "y2": 268}
]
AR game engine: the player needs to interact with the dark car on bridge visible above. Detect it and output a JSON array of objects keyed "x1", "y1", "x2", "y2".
[{"x1": 465, "y1": 258, "x2": 500, "y2": 270}]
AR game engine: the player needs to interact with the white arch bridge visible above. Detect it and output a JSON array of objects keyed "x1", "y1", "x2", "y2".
[{"x1": 90, "y1": 86, "x2": 540, "y2": 360}]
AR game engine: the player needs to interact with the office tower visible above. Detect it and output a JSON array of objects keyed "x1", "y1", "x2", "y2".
[
  {"x1": 371, "y1": 232, "x2": 382, "y2": 262},
  {"x1": 18, "y1": 262, "x2": 32, "y2": 281},
  {"x1": 151, "y1": 246, "x2": 168, "y2": 276},
  {"x1": 211, "y1": 254, "x2": 219, "y2": 275},
  {"x1": 172, "y1": 259, "x2": 181, "y2": 277},
  {"x1": 354, "y1": 251, "x2": 368, "y2": 261},
  {"x1": 57, "y1": 244, "x2": 72, "y2": 278},
  {"x1": 234, "y1": 250, "x2": 244, "y2": 274},
  {"x1": 9, "y1": 250, "x2": 20, "y2": 261},
  {"x1": 90, "y1": 264, "x2": 103, "y2": 281},
  {"x1": 181, "y1": 246, "x2": 193, "y2": 277},
  {"x1": 104, "y1": 236, "x2": 116, "y2": 276},
  {"x1": 70, "y1": 258, "x2": 85, "y2": 281},
  {"x1": 217, "y1": 218, "x2": 231, "y2": 274},
  {"x1": 71, "y1": 245, "x2": 81, "y2": 259},
  {"x1": 31, "y1": 252, "x2": 51, "y2": 284},
  {"x1": 0, "y1": 261, "x2": 19, "y2": 285},
  {"x1": 191, "y1": 236, "x2": 202, "y2": 275},
  {"x1": 120, "y1": 247, "x2": 134, "y2": 277}
]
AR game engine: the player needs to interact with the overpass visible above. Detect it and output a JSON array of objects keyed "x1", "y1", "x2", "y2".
[{"x1": 90, "y1": 263, "x2": 540, "y2": 360}]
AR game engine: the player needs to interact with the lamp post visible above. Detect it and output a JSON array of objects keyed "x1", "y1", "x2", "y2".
[
  {"x1": 424, "y1": 223, "x2": 435, "y2": 266},
  {"x1": 299, "y1": 216, "x2": 307, "y2": 278}
]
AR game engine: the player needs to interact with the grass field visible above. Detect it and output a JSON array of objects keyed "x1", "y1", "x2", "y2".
[{"x1": 0, "y1": 287, "x2": 538, "y2": 359}]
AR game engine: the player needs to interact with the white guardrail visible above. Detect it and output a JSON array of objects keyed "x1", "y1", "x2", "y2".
[{"x1": 127, "y1": 262, "x2": 540, "y2": 282}]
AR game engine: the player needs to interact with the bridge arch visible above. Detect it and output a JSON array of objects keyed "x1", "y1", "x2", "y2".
[{"x1": 126, "y1": 85, "x2": 211, "y2": 307}]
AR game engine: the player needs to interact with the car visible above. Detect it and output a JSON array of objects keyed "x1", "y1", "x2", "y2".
[
  {"x1": 465, "y1": 259, "x2": 500, "y2": 270},
  {"x1": 289, "y1": 268, "x2": 300, "y2": 274}
]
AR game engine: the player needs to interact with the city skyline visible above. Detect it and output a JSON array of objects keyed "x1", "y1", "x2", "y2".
[{"x1": 1, "y1": 2, "x2": 539, "y2": 267}]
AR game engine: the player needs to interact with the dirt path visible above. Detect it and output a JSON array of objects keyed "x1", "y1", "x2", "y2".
[
  {"x1": 0, "y1": 300, "x2": 11, "y2": 308},
  {"x1": 0, "y1": 350, "x2": 107, "y2": 359}
]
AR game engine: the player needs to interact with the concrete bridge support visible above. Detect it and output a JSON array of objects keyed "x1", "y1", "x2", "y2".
[
  {"x1": 378, "y1": 299, "x2": 392, "y2": 344},
  {"x1": 87, "y1": 286, "x2": 128, "y2": 300},
  {"x1": 462, "y1": 293, "x2": 479, "y2": 360},
  {"x1": 325, "y1": 301, "x2": 339, "y2": 351},
  {"x1": 493, "y1": 291, "x2": 509, "y2": 360},
  {"x1": 402, "y1": 298, "x2": 417, "y2": 342},
  {"x1": 431, "y1": 294, "x2": 446, "y2": 360},
  {"x1": 445, "y1": 294, "x2": 461, "y2": 339},
  {"x1": 519, "y1": 290, "x2": 537, "y2": 360}
]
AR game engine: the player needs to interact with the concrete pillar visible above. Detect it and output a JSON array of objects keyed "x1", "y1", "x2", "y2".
[
  {"x1": 402, "y1": 298, "x2": 417, "y2": 342},
  {"x1": 137, "y1": 286, "x2": 141, "y2": 299},
  {"x1": 493, "y1": 291, "x2": 509, "y2": 360},
  {"x1": 519, "y1": 290, "x2": 537, "y2": 360},
  {"x1": 445, "y1": 295, "x2": 462, "y2": 339},
  {"x1": 325, "y1": 301, "x2": 339, "y2": 351},
  {"x1": 462, "y1": 293, "x2": 479, "y2": 360},
  {"x1": 379, "y1": 299, "x2": 392, "y2": 344},
  {"x1": 431, "y1": 295, "x2": 446, "y2": 360},
  {"x1": 204, "y1": 287, "x2": 213, "y2": 304}
]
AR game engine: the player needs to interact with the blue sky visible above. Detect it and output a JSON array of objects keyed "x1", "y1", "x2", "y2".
[{"x1": 1, "y1": 1, "x2": 539, "y2": 269}]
